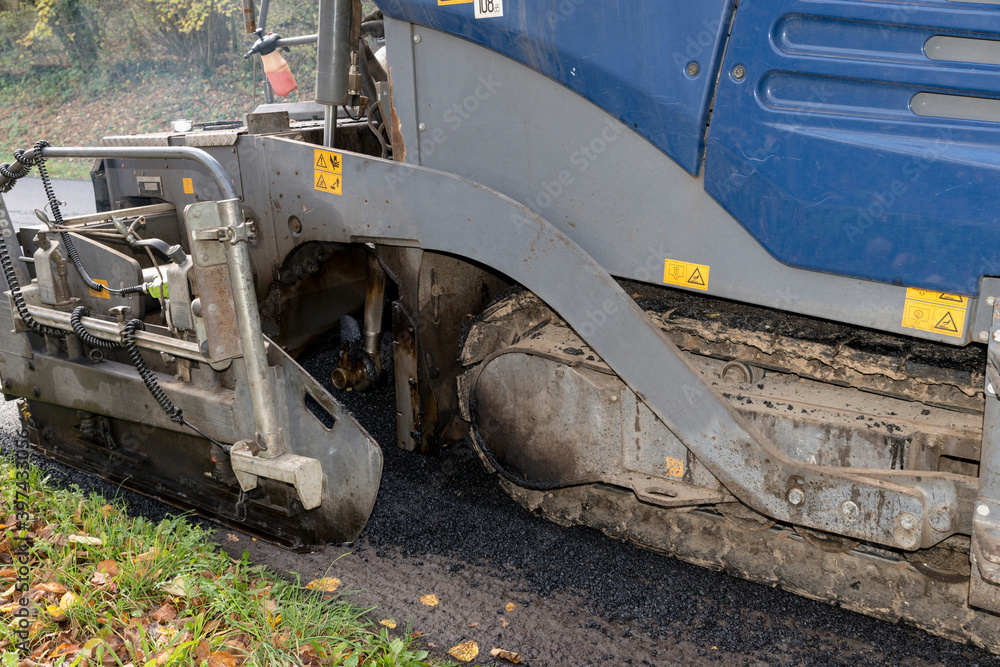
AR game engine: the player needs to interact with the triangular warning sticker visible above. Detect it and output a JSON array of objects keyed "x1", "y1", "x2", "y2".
[
  {"x1": 934, "y1": 312, "x2": 959, "y2": 333},
  {"x1": 687, "y1": 268, "x2": 706, "y2": 287},
  {"x1": 939, "y1": 293, "x2": 964, "y2": 303},
  {"x1": 316, "y1": 154, "x2": 328, "y2": 169},
  {"x1": 316, "y1": 174, "x2": 328, "y2": 189}
]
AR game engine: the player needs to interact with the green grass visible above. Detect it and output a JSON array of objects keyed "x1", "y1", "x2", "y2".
[{"x1": 0, "y1": 432, "x2": 440, "y2": 666}]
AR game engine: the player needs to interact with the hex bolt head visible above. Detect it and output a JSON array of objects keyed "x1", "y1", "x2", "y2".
[
  {"x1": 413, "y1": 34, "x2": 421, "y2": 43},
  {"x1": 978, "y1": 503, "x2": 991, "y2": 517},
  {"x1": 686, "y1": 61, "x2": 700, "y2": 77},
  {"x1": 989, "y1": 296, "x2": 997, "y2": 306},
  {"x1": 981, "y1": 331, "x2": 991, "y2": 342},
  {"x1": 840, "y1": 500, "x2": 860, "y2": 520},
  {"x1": 418, "y1": 123, "x2": 427, "y2": 132},
  {"x1": 787, "y1": 488, "x2": 805, "y2": 506},
  {"x1": 732, "y1": 64, "x2": 747, "y2": 80},
  {"x1": 899, "y1": 513, "x2": 917, "y2": 531}
]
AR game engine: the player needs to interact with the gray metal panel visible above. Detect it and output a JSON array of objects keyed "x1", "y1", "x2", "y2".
[{"x1": 388, "y1": 23, "x2": 982, "y2": 346}]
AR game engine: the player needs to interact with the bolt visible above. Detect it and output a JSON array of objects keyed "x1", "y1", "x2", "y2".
[
  {"x1": 899, "y1": 513, "x2": 917, "y2": 531},
  {"x1": 989, "y1": 296, "x2": 996, "y2": 306},
  {"x1": 840, "y1": 500, "x2": 860, "y2": 520},
  {"x1": 981, "y1": 331, "x2": 990, "y2": 342},
  {"x1": 787, "y1": 488, "x2": 805, "y2": 506},
  {"x1": 732, "y1": 64, "x2": 747, "y2": 80},
  {"x1": 609, "y1": 394, "x2": 619, "y2": 403},
  {"x1": 413, "y1": 34, "x2": 421, "y2": 43},
  {"x1": 686, "y1": 61, "x2": 700, "y2": 77},
  {"x1": 978, "y1": 503, "x2": 991, "y2": 517},
  {"x1": 994, "y1": 330, "x2": 1000, "y2": 344},
  {"x1": 418, "y1": 123, "x2": 427, "y2": 132}
]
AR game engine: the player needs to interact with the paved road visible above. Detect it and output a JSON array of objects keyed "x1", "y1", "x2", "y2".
[{"x1": 1, "y1": 177, "x2": 96, "y2": 229}]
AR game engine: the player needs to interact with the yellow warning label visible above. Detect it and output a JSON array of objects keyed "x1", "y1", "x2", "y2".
[
  {"x1": 314, "y1": 148, "x2": 343, "y2": 196},
  {"x1": 665, "y1": 456, "x2": 685, "y2": 479},
  {"x1": 901, "y1": 288, "x2": 968, "y2": 339},
  {"x1": 88, "y1": 279, "x2": 110, "y2": 300},
  {"x1": 182, "y1": 177, "x2": 194, "y2": 195},
  {"x1": 663, "y1": 258, "x2": 710, "y2": 292}
]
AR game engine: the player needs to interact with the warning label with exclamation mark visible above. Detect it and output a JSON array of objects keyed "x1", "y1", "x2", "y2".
[
  {"x1": 901, "y1": 288, "x2": 968, "y2": 339},
  {"x1": 314, "y1": 148, "x2": 343, "y2": 195}
]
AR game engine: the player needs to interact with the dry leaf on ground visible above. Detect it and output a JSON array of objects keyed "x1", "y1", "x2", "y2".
[
  {"x1": 150, "y1": 604, "x2": 177, "y2": 623},
  {"x1": 97, "y1": 560, "x2": 119, "y2": 577},
  {"x1": 305, "y1": 577, "x2": 340, "y2": 592},
  {"x1": 68, "y1": 534, "x2": 102, "y2": 546},
  {"x1": 379, "y1": 619, "x2": 397, "y2": 629},
  {"x1": 448, "y1": 640, "x2": 479, "y2": 662},
  {"x1": 468, "y1": 622, "x2": 479, "y2": 628},
  {"x1": 490, "y1": 648, "x2": 523, "y2": 663},
  {"x1": 58, "y1": 591, "x2": 77, "y2": 611},
  {"x1": 505, "y1": 602, "x2": 516, "y2": 612},
  {"x1": 208, "y1": 651, "x2": 238, "y2": 667},
  {"x1": 225, "y1": 534, "x2": 240, "y2": 542},
  {"x1": 500, "y1": 617, "x2": 510, "y2": 628},
  {"x1": 35, "y1": 581, "x2": 67, "y2": 595},
  {"x1": 419, "y1": 594, "x2": 439, "y2": 606}
]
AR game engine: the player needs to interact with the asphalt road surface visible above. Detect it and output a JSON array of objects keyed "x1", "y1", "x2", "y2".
[{"x1": 1, "y1": 179, "x2": 999, "y2": 666}]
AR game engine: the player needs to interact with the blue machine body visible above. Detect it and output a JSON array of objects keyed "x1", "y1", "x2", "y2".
[{"x1": 379, "y1": 0, "x2": 1000, "y2": 297}]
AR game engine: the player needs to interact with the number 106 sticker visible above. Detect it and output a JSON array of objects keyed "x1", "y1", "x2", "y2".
[{"x1": 475, "y1": 0, "x2": 502, "y2": 18}]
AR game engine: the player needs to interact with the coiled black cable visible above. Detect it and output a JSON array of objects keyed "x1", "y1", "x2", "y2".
[
  {"x1": 0, "y1": 240, "x2": 63, "y2": 337},
  {"x1": 70, "y1": 307, "x2": 120, "y2": 349},
  {"x1": 122, "y1": 318, "x2": 184, "y2": 423},
  {"x1": 31, "y1": 143, "x2": 145, "y2": 296}
]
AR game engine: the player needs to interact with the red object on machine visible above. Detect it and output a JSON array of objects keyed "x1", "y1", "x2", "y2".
[{"x1": 262, "y1": 51, "x2": 297, "y2": 97}]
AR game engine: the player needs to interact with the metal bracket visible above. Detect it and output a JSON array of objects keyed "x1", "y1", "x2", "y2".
[
  {"x1": 191, "y1": 220, "x2": 257, "y2": 246},
  {"x1": 229, "y1": 440, "x2": 323, "y2": 510},
  {"x1": 973, "y1": 290, "x2": 1000, "y2": 598}
]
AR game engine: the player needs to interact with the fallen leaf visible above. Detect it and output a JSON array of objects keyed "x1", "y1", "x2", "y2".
[
  {"x1": 196, "y1": 641, "x2": 210, "y2": 662},
  {"x1": 35, "y1": 581, "x2": 67, "y2": 595},
  {"x1": 161, "y1": 576, "x2": 197, "y2": 598},
  {"x1": 379, "y1": 619, "x2": 397, "y2": 629},
  {"x1": 303, "y1": 577, "x2": 340, "y2": 594},
  {"x1": 500, "y1": 617, "x2": 510, "y2": 628},
  {"x1": 448, "y1": 640, "x2": 479, "y2": 662},
  {"x1": 410, "y1": 631, "x2": 423, "y2": 638},
  {"x1": 97, "y1": 560, "x2": 119, "y2": 577},
  {"x1": 73, "y1": 501, "x2": 84, "y2": 524},
  {"x1": 468, "y1": 622, "x2": 479, "y2": 628},
  {"x1": 46, "y1": 604, "x2": 66, "y2": 622},
  {"x1": 91, "y1": 571, "x2": 109, "y2": 587},
  {"x1": 49, "y1": 642, "x2": 80, "y2": 658},
  {"x1": 150, "y1": 604, "x2": 176, "y2": 623},
  {"x1": 208, "y1": 650, "x2": 238, "y2": 667},
  {"x1": 59, "y1": 591, "x2": 78, "y2": 611},
  {"x1": 225, "y1": 534, "x2": 240, "y2": 542},
  {"x1": 100, "y1": 505, "x2": 115, "y2": 517},
  {"x1": 68, "y1": 534, "x2": 102, "y2": 547},
  {"x1": 136, "y1": 547, "x2": 160, "y2": 563},
  {"x1": 490, "y1": 647, "x2": 522, "y2": 663},
  {"x1": 505, "y1": 602, "x2": 516, "y2": 612},
  {"x1": 419, "y1": 594, "x2": 439, "y2": 606}
]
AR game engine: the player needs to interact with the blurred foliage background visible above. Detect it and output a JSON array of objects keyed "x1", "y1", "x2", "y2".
[{"x1": 0, "y1": 0, "x2": 378, "y2": 178}]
